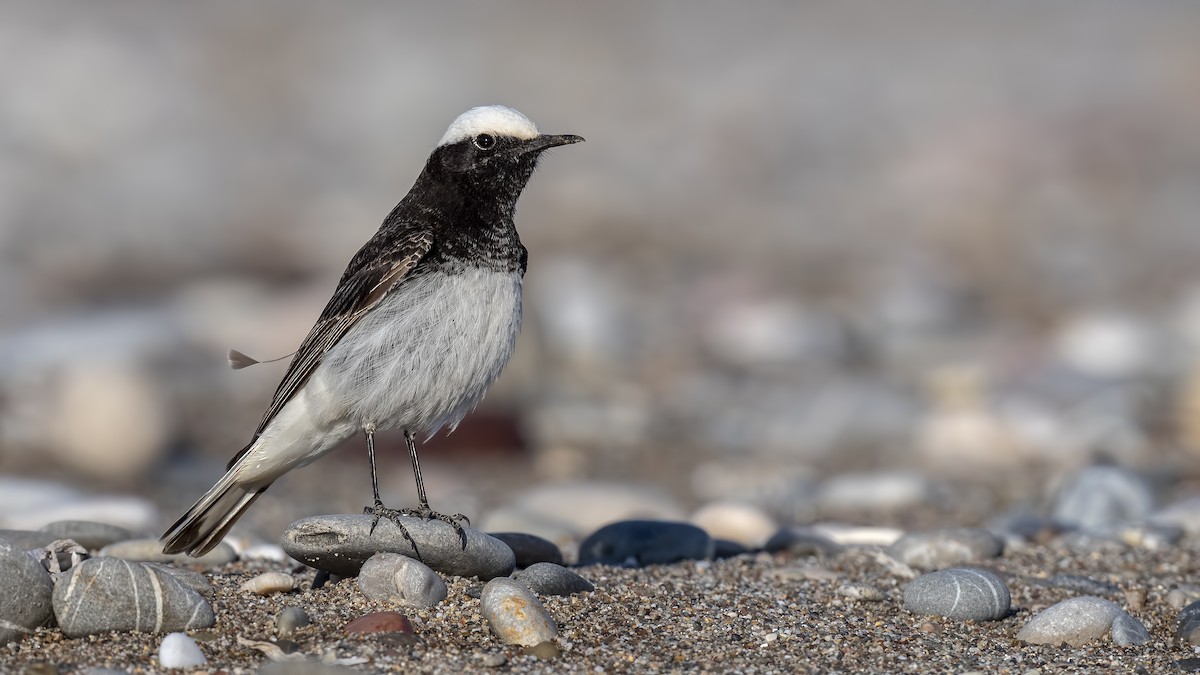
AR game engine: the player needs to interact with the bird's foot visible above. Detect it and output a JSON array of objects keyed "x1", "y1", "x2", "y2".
[{"x1": 364, "y1": 501, "x2": 422, "y2": 558}]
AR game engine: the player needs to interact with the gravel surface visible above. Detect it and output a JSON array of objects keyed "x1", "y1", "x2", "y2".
[{"x1": 3, "y1": 538, "x2": 1196, "y2": 673}]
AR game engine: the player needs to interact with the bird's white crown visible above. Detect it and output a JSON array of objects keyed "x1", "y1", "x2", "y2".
[{"x1": 437, "y1": 105, "x2": 540, "y2": 147}]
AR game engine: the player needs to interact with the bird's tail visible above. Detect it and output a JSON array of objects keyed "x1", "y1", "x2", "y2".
[{"x1": 160, "y1": 460, "x2": 269, "y2": 557}]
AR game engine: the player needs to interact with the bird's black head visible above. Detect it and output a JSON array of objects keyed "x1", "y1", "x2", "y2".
[{"x1": 425, "y1": 106, "x2": 583, "y2": 203}]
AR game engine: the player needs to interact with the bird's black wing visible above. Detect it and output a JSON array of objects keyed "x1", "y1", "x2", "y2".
[{"x1": 226, "y1": 226, "x2": 434, "y2": 469}]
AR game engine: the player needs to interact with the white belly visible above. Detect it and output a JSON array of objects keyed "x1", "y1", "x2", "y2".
[{"x1": 312, "y1": 266, "x2": 523, "y2": 434}]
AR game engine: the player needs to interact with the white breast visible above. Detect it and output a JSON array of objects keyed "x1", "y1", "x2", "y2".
[{"x1": 310, "y1": 267, "x2": 523, "y2": 436}]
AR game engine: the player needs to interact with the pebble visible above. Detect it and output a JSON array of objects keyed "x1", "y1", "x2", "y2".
[
  {"x1": 99, "y1": 538, "x2": 238, "y2": 566},
  {"x1": 1170, "y1": 585, "x2": 1200, "y2": 610},
  {"x1": 240, "y1": 572, "x2": 295, "y2": 595},
  {"x1": 158, "y1": 632, "x2": 206, "y2": 669},
  {"x1": 0, "y1": 540, "x2": 54, "y2": 643},
  {"x1": 1017, "y1": 596, "x2": 1144, "y2": 646},
  {"x1": 712, "y1": 539, "x2": 750, "y2": 558},
  {"x1": 513, "y1": 562, "x2": 595, "y2": 596},
  {"x1": 1037, "y1": 574, "x2": 1120, "y2": 596},
  {"x1": 480, "y1": 578, "x2": 557, "y2": 646},
  {"x1": 487, "y1": 532, "x2": 564, "y2": 567},
  {"x1": 275, "y1": 607, "x2": 311, "y2": 637},
  {"x1": 0, "y1": 529, "x2": 63, "y2": 551},
  {"x1": 809, "y1": 523, "x2": 905, "y2": 547},
  {"x1": 762, "y1": 526, "x2": 841, "y2": 556},
  {"x1": 343, "y1": 611, "x2": 414, "y2": 635},
  {"x1": 839, "y1": 582, "x2": 885, "y2": 602},
  {"x1": 1178, "y1": 600, "x2": 1200, "y2": 645},
  {"x1": 891, "y1": 528, "x2": 1003, "y2": 569},
  {"x1": 281, "y1": 514, "x2": 515, "y2": 579},
  {"x1": 357, "y1": 552, "x2": 448, "y2": 608},
  {"x1": 52, "y1": 558, "x2": 215, "y2": 637},
  {"x1": 38, "y1": 520, "x2": 139, "y2": 551},
  {"x1": 689, "y1": 501, "x2": 777, "y2": 548},
  {"x1": 1051, "y1": 465, "x2": 1155, "y2": 531},
  {"x1": 1150, "y1": 496, "x2": 1200, "y2": 535},
  {"x1": 1111, "y1": 611, "x2": 1151, "y2": 646},
  {"x1": 577, "y1": 520, "x2": 714, "y2": 566},
  {"x1": 903, "y1": 568, "x2": 1011, "y2": 621}
]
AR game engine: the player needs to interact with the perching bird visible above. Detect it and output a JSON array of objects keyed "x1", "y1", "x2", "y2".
[{"x1": 161, "y1": 106, "x2": 583, "y2": 556}]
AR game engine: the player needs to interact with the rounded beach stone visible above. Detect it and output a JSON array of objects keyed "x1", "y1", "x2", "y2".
[
  {"x1": 158, "y1": 631, "x2": 206, "y2": 669},
  {"x1": 891, "y1": 528, "x2": 1003, "y2": 569},
  {"x1": 275, "y1": 607, "x2": 311, "y2": 637},
  {"x1": 1111, "y1": 611, "x2": 1151, "y2": 646},
  {"x1": 762, "y1": 526, "x2": 841, "y2": 556},
  {"x1": 903, "y1": 568, "x2": 1010, "y2": 621},
  {"x1": 357, "y1": 552, "x2": 448, "y2": 608},
  {"x1": 1178, "y1": 600, "x2": 1200, "y2": 645},
  {"x1": 344, "y1": 611, "x2": 414, "y2": 635},
  {"x1": 38, "y1": 521, "x2": 139, "y2": 551},
  {"x1": 481, "y1": 577, "x2": 557, "y2": 646},
  {"x1": 281, "y1": 514, "x2": 515, "y2": 579},
  {"x1": 689, "y1": 501, "x2": 778, "y2": 549},
  {"x1": 487, "y1": 532, "x2": 564, "y2": 567},
  {"x1": 513, "y1": 562, "x2": 595, "y2": 596},
  {"x1": 1051, "y1": 465, "x2": 1155, "y2": 531},
  {"x1": 0, "y1": 540, "x2": 54, "y2": 643},
  {"x1": 240, "y1": 572, "x2": 295, "y2": 595},
  {"x1": 99, "y1": 538, "x2": 237, "y2": 567},
  {"x1": 1016, "y1": 596, "x2": 1124, "y2": 646},
  {"x1": 577, "y1": 520, "x2": 714, "y2": 566},
  {"x1": 0, "y1": 529, "x2": 62, "y2": 551},
  {"x1": 839, "y1": 582, "x2": 885, "y2": 602},
  {"x1": 52, "y1": 557, "x2": 215, "y2": 637}
]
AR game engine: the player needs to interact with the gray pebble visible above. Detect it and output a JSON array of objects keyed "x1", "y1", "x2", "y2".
[
  {"x1": 1038, "y1": 574, "x2": 1120, "y2": 596},
  {"x1": 1016, "y1": 596, "x2": 1124, "y2": 646},
  {"x1": 1174, "y1": 586, "x2": 1200, "y2": 610},
  {"x1": 99, "y1": 538, "x2": 238, "y2": 567},
  {"x1": 903, "y1": 568, "x2": 1010, "y2": 621},
  {"x1": 38, "y1": 521, "x2": 139, "y2": 550},
  {"x1": 1111, "y1": 611, "x2": 1151, "y2": 646},
  {"x1": 281, "y1": 514, "x2": 515, "y2": 579},
  {"x1": 513, "y1": 562, "x2": 595, "y2": 596},
  {"x1": 479, "y1": 651, "x2": 507, "y2": 667},
  {"x1": 891, "y1": 528, "x2": 1003, "y2": 569},
  {"x1": 357, "y1": 552, "x2": 448, "y2": 608},
  {"x1": 480, "y1": 577, "x2": 557, "y2": 646},
  {"x1": 0, "y1": 529, "x2": 62, "y2": 551},
  {"x1": 240, "y1": 572, "x2": 295, "y2": 595},
  {"x1": 488, "y1": 532, "x2": 564, "y2": 567},
  {"x1": 0, "y1": 540, "x2": 54, "y2": 643},
  {"x1": 158, "y1": 631, "x2": 206, "y2": 669},
  {"x1": 762, "y1": 526, "x2": 841, "y2": 556},
  {"x1": 52, "y1": 557, "x2": 215, "y2": 637},
  {"x1": 712, "y1": 539, "x2": 750, "y2": 559},
  {"x1": 1178, "y1": 600, "x2": 1200, "y2": 645},
  {"x1": 839, "y1": 582, "x2": 885, "y2": 602},
  {"x1": 578, "y1": 520, "x2": 713, "y2": 566},
  {"x1": 1051, "y1": 465, "x2": 1155, "y2": 531},
  {"x1": 275, "y1": 607, "x2": 310, "y2": 637}
]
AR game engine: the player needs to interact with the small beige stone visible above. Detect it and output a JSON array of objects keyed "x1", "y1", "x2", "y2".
[{"x1": 240, "y1": 572, "x2": 295, "y2": 595}]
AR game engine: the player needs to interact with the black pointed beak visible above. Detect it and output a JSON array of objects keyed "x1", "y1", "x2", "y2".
[{"x1": 518, "y1": 133, "x2": 585, "y2": 155}]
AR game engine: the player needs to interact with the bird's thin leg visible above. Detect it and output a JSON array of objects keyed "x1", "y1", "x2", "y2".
[
  {"x1": 362, "y1": 424, "x2": 420, "y2": 555},
  {"x1": 400, "y1": 430, "x2": 470, "y2": 548}
]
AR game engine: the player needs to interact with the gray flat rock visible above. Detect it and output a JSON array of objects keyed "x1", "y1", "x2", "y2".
[
  {"x1": 281, "y1": 514, "x2": 515, "y2": 579},
  {"x1": 39, "y1": 521, "x2": 140, "y2": 551},
  {"x1": 513, "y1": 562, "x2": 594, "y2": 596},
  {"x1": 578, "y1": 520, "x2": 714, "y2": 566},
  {"x1": 0, "y1": 540, "x2": 54, "y2": 643},
  {"x1": 357, "y1": 552, "x2": 448, "y2": 608},
  {"x1": 480, "y1": 577, "x2": 557, "y2": 646},
  {"x1": 891, "y1": 528, "x2": 1004, "y2": 569},
  {"x1": 488, "y1": 532, "x2": 564, "y2": 567},
  {"x1": 52, "y1": 557, "x2": 215, "y2": 637},
  {"x1": 0, "y1": 529, "x2": 62, "y2": 551},
  {"x1": 903, "y1": 567, "x2": 1011, "y2": 621},
  {"x1": 1017, "y1": 595, "x2": 1125, "y2": 646}
]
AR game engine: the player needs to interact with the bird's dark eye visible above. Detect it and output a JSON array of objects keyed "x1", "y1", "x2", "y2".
[{"x1": 473, "y1": 133, "x2": 496, "y2": 150}]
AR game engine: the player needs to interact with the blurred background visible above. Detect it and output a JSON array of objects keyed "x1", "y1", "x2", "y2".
[{"x1": 3, "y1": 1, "x2": 1200, "y2": 544}]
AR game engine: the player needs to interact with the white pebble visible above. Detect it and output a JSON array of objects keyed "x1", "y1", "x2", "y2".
[
  {"x1": 240, "y1": 572, "x2": 294, "y2": 595},
  {"x1": 158, "y1": 632, "x2": 206, "y2": 669}
]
